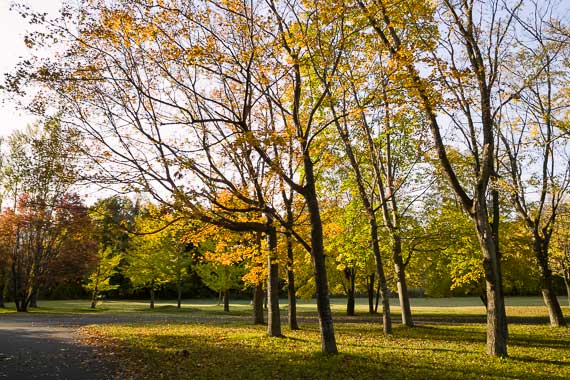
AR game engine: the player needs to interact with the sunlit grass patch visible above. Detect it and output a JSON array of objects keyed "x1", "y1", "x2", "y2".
[{"x1": 82, "y1": 321, "x2": 570, "y2": 380}]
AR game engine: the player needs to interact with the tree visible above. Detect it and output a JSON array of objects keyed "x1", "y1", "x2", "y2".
[
  {"x1": 355, "y1": 0, "x2": 542, "y2": 356},
  {"x1": 552, "y1": 205, "x2": 570, "y2": 306},
  {"x1": 0, "y1": 212, "x2": 15, "y2": 308},
  {"x1": 89, "y1": 196, "x2": 139, "y2": 296},
  {"x1": 6, "y1": 0, "x2": 340, "y2": 350},
  {"x1": 84, "y1": 247, "x2": 121, "y2": 308},
  {"x1": 324, "y1": 194, "x2": 374, "y2": 316},
  {"x1": 124, "y1": 204, "x2": 184, "y2": 309},
  {"x1": 0, "y1": 121, "x2": 83, "y2": 312},
  {"x1": 496, "y1": 0, "x2": 570, "y2": 326}
]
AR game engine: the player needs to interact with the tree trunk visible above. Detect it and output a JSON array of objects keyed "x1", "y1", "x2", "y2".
[
  {"x1": 369, "y1": 221, "x2": 392, "y2": 333},
  {"x1": 223, "y1": 289, "x2": 230, "y2": 312},
  {"x1": 0, "y1": 270, "x2": 6, "y2": 308},
  {"x1": 391, "y1": 235, "x2": 412, "y2": 327},
  {"x1": 285, "y1": 231, "x2": 299, "y2": 330},
  {"x1": 475, "y1": 213, "x2": 508, "y2": 357},
  {"x1": 177, "y1": 278, "x2": 182, "y2": 309},
  {"x1": 375, "y1": 280, "x2": 381, "y2": 313},
  {"x1": 345, "y1": 269, "x2": 356, "y2": 316},
  {"x1": 150, "y1": 287, "x2": 155, "y2": 309},
  {"x1": 267, "y1": 226, "x2": 282, "y2": 337},
  {"x1": 12, "y1": 261, "x2": 28, "y2": 312},
  {"x1": 367, "y1": 273, "x2": 375, "y2": 314},
  {"x1": 533, "y1": 236, "x2": 566, "y2": 327},
  {"x1": 564, "y1": 271, "x2": 570, "y2": 306},
  {"x1": 91, "y1": 289, "x2": 98, "y2": 309},
  {"x1": 0, "y1": 276, "x2": 6, "y2": 308},
  {"x1": 263, "y1": 289, "x2": 267, "y2": 310},
  {"x1": 253, "y1": 281, "x2": 264, "y2": 325},
  {"x1": 303, "y1": 156, "x2": 337, "y2": 354},
  {"x1": 30, "y1": 287, "x2": 39, "y2": 308}
]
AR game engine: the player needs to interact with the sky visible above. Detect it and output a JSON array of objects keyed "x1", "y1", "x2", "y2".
[{"x1": 0, "y1": 0, "x2": 63, "y2": 137}]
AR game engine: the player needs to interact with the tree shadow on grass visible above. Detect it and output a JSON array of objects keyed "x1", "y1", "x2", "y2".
[
  {"x1": 339, "y1": 324, "x2": 570, "y2": 351},
  {"x1": 94, "y1": 325, "x2": 570, "y2": 380}
]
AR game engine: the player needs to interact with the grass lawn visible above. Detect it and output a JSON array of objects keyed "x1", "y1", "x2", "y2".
[
  {"x1": 82, "y1": 321, "x2": 570, "y2": 380},
  {"x1": 37, "y1": 296, "x2": 564, "y2": 380},
  {"x1": 2, "y1": 296, "x2": 568, "y2": 317},
  {"x1": 3, "y1": 297, "x2": 569, "y2": 379}
]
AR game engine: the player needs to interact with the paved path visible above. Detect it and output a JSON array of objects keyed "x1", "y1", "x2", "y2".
[
  {"x1": 0, "y1": 312, "x2": 250, "y2": 380},
  {"x1": 0, "y1": 314, "x2": 117, "y2": 380}
]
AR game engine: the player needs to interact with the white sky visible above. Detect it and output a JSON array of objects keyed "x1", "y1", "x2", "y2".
[{"x1": 0, "y1": 0, "x2": 63, "y2": 137}]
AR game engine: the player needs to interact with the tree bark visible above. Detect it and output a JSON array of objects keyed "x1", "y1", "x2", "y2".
[
  {"x1": 150, "y1": 287, "x2": 155, "y2": 309},
  {"x1": 223, "y1": 289, "x2": 230, "y2": 312},
  {"x1": 475, "y1": 212, "x2": 508, "y2": 357},
  {"x1": 303, "y1": 156, "x2": 337, "y2": 354},
  {"x1": 285, "y1": 231, "x2": 299, "y2": 330},
  {"x1": 266, "y1": 226, "x2": 282, "y2": 337},
  {"x1": 253, "y1": 281, "x2": 265, "y2": 325},
  {"x1": 177, "y1": 278, "x2": 182, "y2": 309},
  {"x1": 13, "y1": 257, "x2": 28, "y2": 312},
  {"x1": 345, "y1": 269, "x2": 356, "y2": 316},
  {"x1": 91, "y1": 289, "x2": 98, "y2": 309},
  {"x1": 30, "y1": 287, "x2": 39, "y2": 308},
  {"x1": 0, "y1": 270, "x2": 7, "y2": 308},
  {"x1": 367, "y1": 273, "x2": 375, "y2": 314},
  {"x1": 393, "y1": 235, "x2": 413, "y2": 327},
  {"x1": 533, "y1": 236, "x2": 566, "y2": 327},
  {"x1": 0, "y1": 282, "x2": 5, "y2": 308},
  {"x1": 564, "y1": 272, "x2": 570, "y2": 306}
]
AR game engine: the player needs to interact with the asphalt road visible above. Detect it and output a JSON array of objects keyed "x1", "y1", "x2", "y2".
[{"x1": 0, "y1": 314, "x2": 116, "y2": 380}]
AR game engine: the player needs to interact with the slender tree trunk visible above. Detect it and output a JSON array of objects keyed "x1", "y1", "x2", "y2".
[
  {"x1": 30, "y1": 287, "x2": 39, "y2": 308},
  {"x1": 263, "y1": 289, "x2": 267, "y2": 310},
  {"x1": 13, "y1": 264, "x2": 28, "y2": 312},
  {"x1": 393, "y1": 235, "x2": 412, "y2": 327},
  {"x1": 370, "y1": 222, "x2": 392, "y2": 333},
  {"x1": 367, "y1": 273, "x2": 375, "y2": 314},
  {"x1": 0, "y1": 282, "x2": 5, "y2": 308},
  {"x1": 475, "y1": 212, "x2": 508, "y2": 357},
  {"x1": 303, "y1": 156, "x2": 337, "y2": 354},
  {"x1": 533, "y1": 236, "x2": 566, "y2": 327},
  {"x1": 375, "y1": 280, "x2": 381, "y2": 313},
  {"x1": 346, "y1": 270, "x2": 355, "y2": 316},
  {"x1": 0, "y1": 269, "x2": 7, "y2": 308},
  {"x1": 564, "y1": 271, "x2": 570, "y2": 306},
  {"x1": 177, "y1": 278, "x2": 182, "y2": 309},
  {"x1": 253, "y1": 281, "x2": 265, "y2": 325},
  {"x1": 223, "y1": 289, "x2": 230, "y2": 312},
  {"x1": 150, "y1": 287, "x2": 155, "y2": 309},
  {"x1": 285, "y1": 231, "x2": 299, "y2": 330},
  {"x1": 267, "y1": 226, "x2": 282, "y2": 337},
  {"x1": 91, "y1": 288, "x2": 99, "y2": 309}
]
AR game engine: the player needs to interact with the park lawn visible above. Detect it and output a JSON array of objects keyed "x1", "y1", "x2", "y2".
[
  {"x1": 1, "y1": 296, "x2": 567, "y2": 318},
  {"x1": 82, "y1": 321, "x2": 570, "y2": 380}
]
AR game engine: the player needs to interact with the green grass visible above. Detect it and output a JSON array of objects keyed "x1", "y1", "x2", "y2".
[
  {"x1": 3, "y1": 297, "x2": 570, "y2": 378},
  {"x1": 82, "y1": 322, "x2": 570, "y2": 380},
  {"x1": 2, "y1": 296, "x2": 568, "y2": 317}
]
